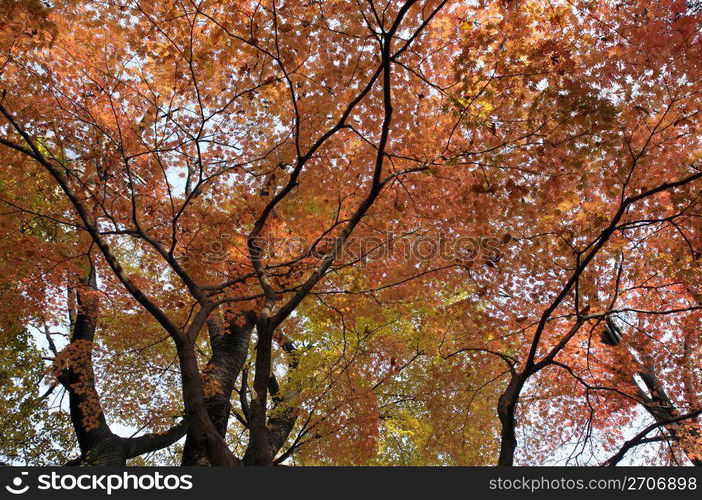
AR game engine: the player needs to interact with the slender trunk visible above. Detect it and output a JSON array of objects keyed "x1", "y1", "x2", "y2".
[
  {"x1": 247, "y1": 320, "x2": 275, "y2": 466},
  {"x1": 604, "y1": 320, "x2": 701, "y2": 465},
  {"x1": 242, "y1": 377, "x2": 298, "y2": 465},
  {"x1": 57, "y1": 267, "x2": 124, "y2": 464},
  {"x1": 242, "y1": 338, "x2": 299, "y2": 465},
  {"x1": 638, "y1": 368, "x2": 702, "y2": 466},
  {"x1": 497, "y1": 374, "x2": 524, "y2": 466},
  {"x1": 60, "y1": 267, "x2": 185, "y2": 465}
]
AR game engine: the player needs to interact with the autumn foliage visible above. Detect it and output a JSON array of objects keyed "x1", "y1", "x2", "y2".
[{"x1": 0, "y1": 0, "x2": 701, "y2": 466}]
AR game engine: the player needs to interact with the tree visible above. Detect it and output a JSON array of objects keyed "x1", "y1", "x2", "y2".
[{"x1": 0, "y1": 0, "x2": 700, "y2": 466}]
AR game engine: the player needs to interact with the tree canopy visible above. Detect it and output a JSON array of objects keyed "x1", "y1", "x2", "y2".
[{"x1": 0, "y1": 0, "x2": 701, "y2": 466}]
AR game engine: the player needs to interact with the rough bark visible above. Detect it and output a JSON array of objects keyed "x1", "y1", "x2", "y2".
[
  {"x1": 181, "y1": 314, "x2": 254, "y2": 465},
  {"x1": 175, "y1": 336, "x2": 241, "y2": 466}
]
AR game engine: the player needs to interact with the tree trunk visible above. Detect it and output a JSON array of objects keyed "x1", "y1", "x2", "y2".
[
  {"x1": 181, "y1": 316, "x2": 253, "y2": 465},
  {"x1": 60, "y1": 267, "x2": 185, "y2": 465},
  {"x1": 246, "y1": 319, "x2": 275, "y2": 466},
  {"x1": 175, "y1": 335, "x2": 240, "y2": 466},
  {"x1": 638, "y1": 368, "x2": 702, "y2": 466},
  {"x1": 497, "y1": 374, "x2": 524, "y2": 466}
]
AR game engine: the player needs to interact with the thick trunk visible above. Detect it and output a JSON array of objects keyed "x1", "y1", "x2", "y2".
[
  {"x1": 175, "y1": 336, "x2": 240, "y2": 466},
  {"x1": 181, "y1": 316, "x2": 253, "y2": 465}
]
